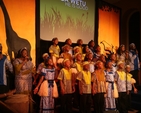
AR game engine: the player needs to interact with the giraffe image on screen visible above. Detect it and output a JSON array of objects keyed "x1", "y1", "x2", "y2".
[{"x1": 0, "y1": 0, "x2": 31, "y2": 60}]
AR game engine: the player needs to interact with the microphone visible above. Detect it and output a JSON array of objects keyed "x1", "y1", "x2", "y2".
[{"x1": 24, "y1": 56, "x2": 29, "y2": 61}]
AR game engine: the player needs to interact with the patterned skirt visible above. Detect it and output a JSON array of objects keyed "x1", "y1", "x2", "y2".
[{"x1": 40, "y1": 87, "x2": 54, "y2": 113}]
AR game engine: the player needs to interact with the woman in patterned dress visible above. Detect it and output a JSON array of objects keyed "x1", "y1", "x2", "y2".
[
  {"x1": 13, "y1": 47, "x2": 34, "y2": 94},
  {"x1": 34, "y1": 58, "x2": 57, "y2": 113}
]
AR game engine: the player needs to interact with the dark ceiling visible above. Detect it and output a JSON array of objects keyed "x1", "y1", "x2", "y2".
[{"x1": 102, "y1": 0, "x2": 121, "y2": 4}]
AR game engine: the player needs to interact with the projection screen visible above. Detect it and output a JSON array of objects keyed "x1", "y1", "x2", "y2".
[{"x1": 40, "y1": 0, "x2": 95, "y2": 44}]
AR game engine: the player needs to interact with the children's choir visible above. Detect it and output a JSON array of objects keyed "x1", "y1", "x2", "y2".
[{"x1": 33, "y1": 38, "x2": 139, "y2": 113}]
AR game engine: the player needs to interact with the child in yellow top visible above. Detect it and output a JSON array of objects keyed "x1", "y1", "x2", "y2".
[
  {"x1": 60, "y1": 44, "x2": 73, "y2": 64},
  {"x1": 125, "y1": 65, "x2": 137, "y2": 111},
  {"x1": 57, "y1": 59, "x2": 75, "y2": 113},
  {"x1": 77, "y1": 61, "x2": 92, "y2": 113},
  {"x1": 49, "y1": 37, "x2": 60, "y2": 69},
  {"x1": 115, "y1": 61, "x2": 128, "y2": 113},
  {"x1": 76, "y1": 39, "x2": 83, "y2": 54},
  {"x1": 72, "y1": 52, "x2": 83, "y2": 109}
]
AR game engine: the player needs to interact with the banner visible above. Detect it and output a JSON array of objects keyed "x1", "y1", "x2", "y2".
[{"x1": 98, "y1": 2, "x2": 120, "y2": 54}]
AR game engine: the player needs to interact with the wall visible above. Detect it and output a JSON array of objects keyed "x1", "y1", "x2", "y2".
[{"x1": 113, "y1": 0, "x2": 141, "y2": 58}]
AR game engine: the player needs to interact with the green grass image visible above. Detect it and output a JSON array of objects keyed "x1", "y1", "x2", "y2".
[{"x1": 40, "y1": 6, "x2": 94, "y2": 43}]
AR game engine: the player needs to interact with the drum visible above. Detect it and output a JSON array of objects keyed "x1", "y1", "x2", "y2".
[
  {"x1": 0, "y1": 101, "x2": 18, "y2": 113},
  {"x1": 4, "y1": 94, "x2": 29, "y2": 113}
]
